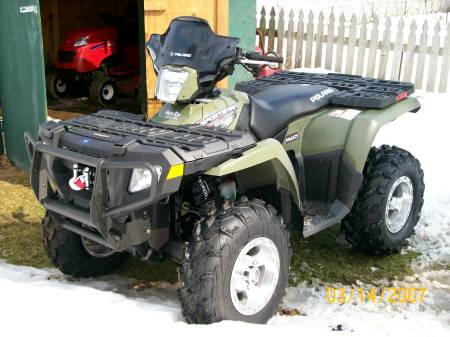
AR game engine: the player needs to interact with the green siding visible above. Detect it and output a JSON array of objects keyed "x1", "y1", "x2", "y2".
[
  {"x1": 0, "y1": 0, "x2": 47, "y2": 169},
  {"x1": 228, "y1": 0, "x2": 256, "y2": 89}
]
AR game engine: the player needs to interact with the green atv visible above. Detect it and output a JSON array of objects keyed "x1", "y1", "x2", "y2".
[{"x1": 25, "y1": 17, "x2": 424, "y2": 324}]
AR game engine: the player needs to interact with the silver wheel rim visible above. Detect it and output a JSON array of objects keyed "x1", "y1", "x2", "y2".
[
  {"x1": 230, "y1": 237, "x2": 280, "y2": 316},
  {"x1": 101, "y1": 84, "x2": 114, "y2": 101},
  {"x1": 81, "y1": 237, "x2": 115, "y2": 258},
  {"x1": 385, "y1": 176, "x2": 414, "y2": 233},
  {"x1": 55, "y1": 78, "x2": 67, "y2": 93}
]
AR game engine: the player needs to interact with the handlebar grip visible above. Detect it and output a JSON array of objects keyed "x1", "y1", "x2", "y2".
[{"x1": 245, "y1": 52, "x2": 284, "y2": 64}]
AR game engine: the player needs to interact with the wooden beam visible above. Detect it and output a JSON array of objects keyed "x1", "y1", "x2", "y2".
[{"x1": 216, "y1": 0, "x2": 229, "y2": 36}]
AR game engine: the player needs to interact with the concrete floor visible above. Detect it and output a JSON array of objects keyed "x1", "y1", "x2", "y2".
[{"x1": 47, "y1": 89, "x2": 141, "y2": 120}]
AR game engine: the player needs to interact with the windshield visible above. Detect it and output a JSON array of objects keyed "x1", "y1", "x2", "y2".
[{"x1": 147, "y1": 17, "x2": 239, "y2": 86}]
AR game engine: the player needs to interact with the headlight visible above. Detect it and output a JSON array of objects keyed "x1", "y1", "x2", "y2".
[
  {"x1": 129, "y1": 166, "x2": 162, "y2": 193},
  {"x1": 156, "y1": 68, "x2": 189, "y2": 103},
  {"x1": 74, "y1": 36, "x2": 89, "y2": 47}
]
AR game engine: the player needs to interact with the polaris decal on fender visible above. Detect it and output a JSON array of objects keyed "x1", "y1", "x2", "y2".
[
  {"x1": 199, "y1": 104, "x2": 238, "y2": 128},
  {"x1": 309, "y1": 88, "x2": 335, "y2": 103},
  {"x1": 285, "y1": 132, "x2": 300, "y2": 143}
]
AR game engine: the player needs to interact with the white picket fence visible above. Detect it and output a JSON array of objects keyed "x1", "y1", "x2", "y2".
[
  {"x1": 257, "y1": 0, "x2": 450, "y2": 24},
  {"x1": 257, "y1": 6, "x2": 450, "y2": 92}
]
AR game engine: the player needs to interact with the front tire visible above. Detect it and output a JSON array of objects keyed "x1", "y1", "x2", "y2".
[
  {"x1": 46, "y1": 71, "x2": 68, "y2": 99},
  {"x1": 341, "y1": 146, "x2": 425, "y2": 255},
  {"x1": 42, "y1": 213, "x2": 127, "y2": 278},
  {"x1": 179, "y1": 199, "x2": 291, "y2": 324},
  {"x1": 89, "y1": 75, "x2": 116, "y2": 106}
]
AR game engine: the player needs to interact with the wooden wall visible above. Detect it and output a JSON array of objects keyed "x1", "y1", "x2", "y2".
[{"x1": 40, "y1": 0, "x2": 137, "y2": 66}]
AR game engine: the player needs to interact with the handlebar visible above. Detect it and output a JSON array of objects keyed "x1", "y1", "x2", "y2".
[
  {"x1": 231, "y1": 48, "x2": 283, "y2": 78},
  {"x1": 244, "y1": 51, "x2": 284, "y2": 64}
]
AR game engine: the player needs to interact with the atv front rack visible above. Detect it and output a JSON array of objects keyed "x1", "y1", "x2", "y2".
[
  {"x1": 63, "y1": 110, "x2": 255, "y2": 172},
  {"x1": 236, "y1": 71, "x2": 415, "y2": 109}
]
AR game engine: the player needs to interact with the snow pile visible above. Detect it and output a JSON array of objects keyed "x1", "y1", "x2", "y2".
[
  {"x1": 0, "y1": 261, "x2": 448, "y2": 337},
  {"x1": 374, "y1": 92, "x2": 450, "y2": 269},
  {"x1": 276, "y1": 272, "x2": 450, "y2": 333}
]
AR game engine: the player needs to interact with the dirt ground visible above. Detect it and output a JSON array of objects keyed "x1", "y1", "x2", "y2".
[{"x1": 47, "y1": 91, "x2": 140, "y2": 116}]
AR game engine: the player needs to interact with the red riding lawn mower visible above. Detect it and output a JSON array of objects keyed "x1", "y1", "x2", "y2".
[{"x1": 46, "y1": 14, "x2": 140, "y2": 106}]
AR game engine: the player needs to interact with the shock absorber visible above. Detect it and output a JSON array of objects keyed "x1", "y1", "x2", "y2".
[
  {"x1": 177, "y1": 175, "x2": 216, "y2": 241},
  {"x1": 189, "y1": 175, "x2": 216, "y2": 217}
]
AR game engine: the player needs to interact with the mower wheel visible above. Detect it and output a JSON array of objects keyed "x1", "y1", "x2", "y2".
[
  {"x1": 179, "y1": 198, "x2": 291, "y2": 324},
  {"x1": 42, "y1": 213, "x2": 127, "y2": 278},
  {"x1": 46, "y1": 71, "x2": 68, "y2": 99},
  {"x1": 341, "y1": 146, "x2": 424, "y2": 255},
  {"x1": 90, "y1": 75, "x2": 116, "y2": 106}
]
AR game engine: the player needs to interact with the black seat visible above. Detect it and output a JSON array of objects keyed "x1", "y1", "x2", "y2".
[{"x1": 246, "y1": 84, "x2": 337, "y2": 140}]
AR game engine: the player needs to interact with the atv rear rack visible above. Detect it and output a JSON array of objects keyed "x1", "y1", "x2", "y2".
[{"x1": 235, "y1": 71, "x2": 415, "y2": 109}]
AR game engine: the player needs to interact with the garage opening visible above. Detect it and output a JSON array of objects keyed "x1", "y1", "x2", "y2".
[{"x1": 40, "y1": 0, "x2": 144, "y2": 120}]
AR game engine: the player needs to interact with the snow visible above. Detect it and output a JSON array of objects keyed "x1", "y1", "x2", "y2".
[
  {"x1": 278, "y1": 271, "x2": 450, "y2": 334},
  {"x1": 0, "y1": 92, "x2": 449, "y2": 336},
  {"x1": 0, "y1": 261, "x2": 449, "y2": 337}
]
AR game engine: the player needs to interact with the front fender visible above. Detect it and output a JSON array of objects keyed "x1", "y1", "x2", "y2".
[{"x1": 205, "y1": 139, "x2": 301, "y2": 208}]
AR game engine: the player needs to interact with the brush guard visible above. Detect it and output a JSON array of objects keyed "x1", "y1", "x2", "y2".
[{"x1": 24, "y1": 132, "x2": 159, "y2": 250}]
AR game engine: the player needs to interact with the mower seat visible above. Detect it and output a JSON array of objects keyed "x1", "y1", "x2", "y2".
[{"x1": 247, "y1": 84, "x2": 337, "y2": 140}]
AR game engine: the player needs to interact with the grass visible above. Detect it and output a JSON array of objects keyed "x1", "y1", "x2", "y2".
[
  {"x1": 289, "y1": 228, "x2": 419, "y2": 286},
  {"x1": 0, "y1": 155, "x2": 419, "y2": 286}
]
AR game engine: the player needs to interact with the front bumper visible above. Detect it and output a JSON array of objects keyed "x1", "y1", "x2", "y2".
[{"x1": 24, "y1": 133, "x2": 175, "y2": 251}]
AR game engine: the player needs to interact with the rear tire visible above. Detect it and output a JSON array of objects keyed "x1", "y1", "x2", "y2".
[
  {"x1": 341, "y1": 146, "x2": 425, "y2": 255},
  {"x1": 46, "y1": 71, "x2": 68, "y2": 99},
  {"x1": 89, "y1": 75, "x2": 116, "y2": 106},
  {"x1": 42, "y1": 213, "x2": 127, "y2": 278},
  {"x1": 178, "y1": 199, "x2": 291, "y2": 324}
]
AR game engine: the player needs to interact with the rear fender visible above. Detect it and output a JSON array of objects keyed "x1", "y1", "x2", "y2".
[
  {"x1": 345, "y1": 97, "x2": 421, "y2": 171},
  {"x1": 204, "y1": 139, "x2": 301, "y2": 208},
  {"x1": 302, "y1": 97, "x2": 421, "y2": 173}
]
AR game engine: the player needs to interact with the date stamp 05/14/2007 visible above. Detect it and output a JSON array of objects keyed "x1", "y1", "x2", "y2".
[{"x1": 325, "y1": 287, "x2": 428, "y2": 305}]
